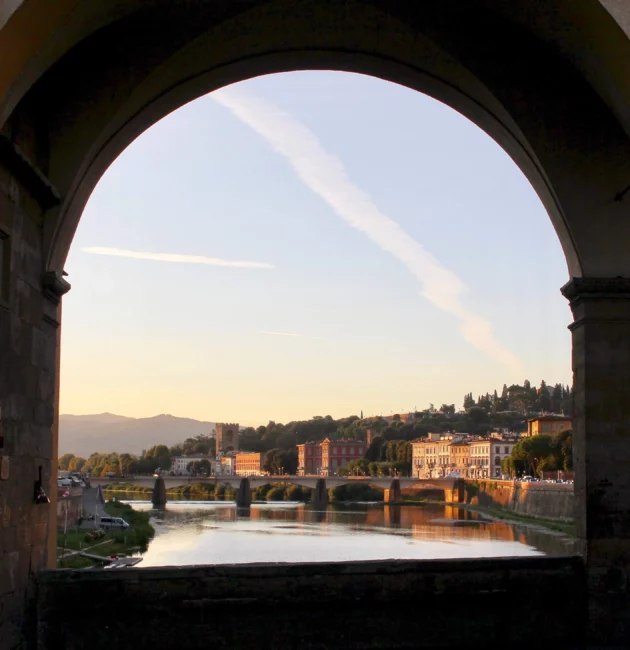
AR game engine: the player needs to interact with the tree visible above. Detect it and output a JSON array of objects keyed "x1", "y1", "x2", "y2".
[
  {"x1": 58, "y1": 453, "x2": 75, "y2": 470},
  {"x1": 263, "y1": 448, "x2": 298, "y2": 475},
  {"x1": 188, "y1": 459, "x2": 211, "y2": 475},
  {"x1": 68, "y1": 457, "x2": 86, "y2": 472},
  {"x1": 463, "y1": 393, "x2": 475, "y2": 410},
  {"x1": 551, "y1": 384, "x2": 563, "y2": 413},
  {"x1": 538, "y1": 380, "x2": 551, "y2": 412},
  {"x1": 510, "y1": 435, "x2": 554, "y2": 477},
  {"x1": 145, "y1": 445, "x2": 171, "y2": 472},
  {"x1": 365, "y1": 436, "x2": 385, "y2": 462},
  {"x1": 552, "y1": 429, "x2": 573, "y2": 472},
  {"x1": 440, "y1": 404, "x2": 455, "y2": 416}
]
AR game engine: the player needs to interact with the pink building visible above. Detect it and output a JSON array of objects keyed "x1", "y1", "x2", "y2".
[{"x1": 297, "y1": 438, "x2": 366, "y2": 476}]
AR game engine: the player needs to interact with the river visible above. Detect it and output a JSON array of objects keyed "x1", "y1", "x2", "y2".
[{"x1": 117, "y1": 499, "x2": 578, "y2": 567}]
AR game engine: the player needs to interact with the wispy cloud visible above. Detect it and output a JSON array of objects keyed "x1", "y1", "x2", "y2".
[
  {"x1": 213, "y1": 87, "x2": 522, "y2": 372},
  {"x1": 259, "y1": 330, "x2": 325, "y2": 340},
  {"x1": 81, "y1": 246, "x2": 274, "y2": 269}
]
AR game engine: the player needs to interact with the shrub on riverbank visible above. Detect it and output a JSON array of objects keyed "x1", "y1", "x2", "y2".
[
  {"x1": 170, "y1": 483, "x2": 215, "y2": 498},
  {"x1": 104, "y1": 483, "x2": 152, "y2": 494},
  {"x1": 251, "y1": 483, "x2": 311, "y2": 502},
  {"x1": 104, "y1": 500, "x2": 155, "y2": 550},
  {"x1": 328, "y1": 484, "x2": 383, "y2": 502}
]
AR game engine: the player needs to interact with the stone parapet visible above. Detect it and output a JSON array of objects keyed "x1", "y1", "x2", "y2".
[{"x1": 37, "y1": 556, "x2": 585, "y2": 649}]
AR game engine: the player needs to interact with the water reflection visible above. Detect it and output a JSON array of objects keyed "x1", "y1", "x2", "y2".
[{"x1": 117, "y1": 497, "x2": 577, "y2": 567}]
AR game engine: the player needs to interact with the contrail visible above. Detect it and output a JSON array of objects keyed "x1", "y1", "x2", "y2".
[
  {"x1": 213, "y1": 86, "x2": 522, "y2": 373},
  {"x1": 82, "y1": 246, "x2": 274, "y2": 269}
]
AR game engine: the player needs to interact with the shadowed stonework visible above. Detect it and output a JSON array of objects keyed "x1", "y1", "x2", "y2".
[{"x1": 37, "y1": 557, "x2": 585, "y2": 650}]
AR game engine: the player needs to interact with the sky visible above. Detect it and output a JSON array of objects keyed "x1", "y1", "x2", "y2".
[{"x1": 59, "y1": 71, "x2": 573, "y2": 426}]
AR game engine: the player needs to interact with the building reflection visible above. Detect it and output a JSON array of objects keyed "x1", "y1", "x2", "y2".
[{"x1": 132, "y1": 497, "x2": 577, "y2": 556}]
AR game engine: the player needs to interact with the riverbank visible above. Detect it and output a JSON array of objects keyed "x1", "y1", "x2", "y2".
[
  {"x1": 466, "y1": 479, "x2": 574, "y2": 522},
  {"x1": 57, "y1": 501, "x2": 155, "y2": 568},
  {"x1": 455, "y1": 501, "x2": 575, "y2": 537}
]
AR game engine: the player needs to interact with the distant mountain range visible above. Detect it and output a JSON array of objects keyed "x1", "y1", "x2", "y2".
[{"x1": 59, "y1": 413, "x2": 216, "y2": 457}]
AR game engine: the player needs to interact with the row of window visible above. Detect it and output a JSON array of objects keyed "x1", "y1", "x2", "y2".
[
  {"x1": 416, "y1": 445, "x2": 512, "y2": 456},
  {"x1": 305, "y1": 446, "x2": 361, "y2": 456}
]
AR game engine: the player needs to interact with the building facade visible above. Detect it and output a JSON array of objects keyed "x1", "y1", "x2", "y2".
[
  {"x1": 216, "y1": 453, "x2": 236, "y2": 476},
  {"x1": 297, "y1": 442, "x2": 323, "y2": 475},
  {"x1": 297, "y1": 439, "x2": 366, "y2": 476},
  {"x1": 449, "y1": 440, "x2": 471, "y2": 476},
  {"x1": 525, "y1": 415, "x2": 572, "y2": 437},
  {"x1": 489, "y1": 437, "x2": 516, "y2": 477},
  {"x1": 468, "y1": 440, "x2": 492, "y2": 479},
  {"x1": 216, "y1": 422, "x2": 239, "y2": 453},
  {"x1": 412, "y1": 435, "x2": 515, "y2": 479},
  {"x1": 235, "y1": 452, "x2": 265, "y2": 477}
]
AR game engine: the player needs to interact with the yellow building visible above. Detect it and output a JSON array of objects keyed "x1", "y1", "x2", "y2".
[
  {"x1": 449, "y1": 441, "x2": 470, "y2": 476},
  {"x1": 526, "y1": 416, "x2": 572, "y2": 437},
  {"x1": 234, "y1": 452, "x2": 265, "y2": 477}
]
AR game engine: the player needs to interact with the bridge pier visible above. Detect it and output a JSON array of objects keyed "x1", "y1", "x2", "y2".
[
  {"x1": 236, "y1": 478, "x2": 252, "y2": 508},
  {"x1": 152, "y1": 478, "x2": 167, "y2": 507},
  {"x1": 444, "y1": 479, "x2": 465, "y2": 504},
  {"x1": 311, "y1": 478, "x2": 328, "y2": 510},
  {"x1": 384, "y1": 479, "x2": 401, "y2": 503}
]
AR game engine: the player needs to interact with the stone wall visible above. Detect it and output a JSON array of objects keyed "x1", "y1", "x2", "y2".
[
  {"x1": 468, "y1": 480, "x2": 574, "y2": 521},
  {"x1": 0, "y1": 130, "x2": 62, "y2": 649},
  {"x1": 37, "y1": 556, "x2": 585, "y2": 649}
]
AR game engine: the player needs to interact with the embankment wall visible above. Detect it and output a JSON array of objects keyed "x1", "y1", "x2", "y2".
[{"x1": 467, "y1": 480, "x2": 574, "y2": 521}]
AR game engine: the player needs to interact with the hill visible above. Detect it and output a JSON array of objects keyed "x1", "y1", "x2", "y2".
[{"x1": 59, "y1": 413, "x2": 216, "y2": 457}]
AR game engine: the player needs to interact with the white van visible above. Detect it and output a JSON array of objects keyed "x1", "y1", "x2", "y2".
[{"x1": 99, "y1": 516, "x2": 129, "y2": 529}]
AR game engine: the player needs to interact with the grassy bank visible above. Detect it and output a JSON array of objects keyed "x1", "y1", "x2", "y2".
[
  {"x1": 103, "y1": 483, "x2": 152, "y2": 494},
  {"x1": 104, "y1": 482, "x2": 238, "y2": 499},
  {"x1": 57, "y1": 501, "x2": 155, "y2": 569}
]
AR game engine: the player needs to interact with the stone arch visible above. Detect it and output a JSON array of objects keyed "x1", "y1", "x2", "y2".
[{"x1": 1, "y1": 1, "x2": 627, "y2": 279}]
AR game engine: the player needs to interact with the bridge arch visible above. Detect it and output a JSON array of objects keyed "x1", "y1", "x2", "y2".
[{"x1": 0, "y1": 1, "x2": 625, "y2": 278}]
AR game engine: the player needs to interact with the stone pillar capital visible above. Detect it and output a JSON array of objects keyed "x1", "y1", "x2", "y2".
[
  {"x1": 561, "y1": 277, "x2": 630, "y2": 327},
  {"x1": 561, "y1": 277, "x2": 630, "y2": 303}
]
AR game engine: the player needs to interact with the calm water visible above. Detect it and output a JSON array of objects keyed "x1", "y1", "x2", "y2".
[{"x1": 120, "y1": 499, "x2": 577, "y2": 567}]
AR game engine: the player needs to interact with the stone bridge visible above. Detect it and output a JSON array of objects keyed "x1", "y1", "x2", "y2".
[{"x1": 91, "y1": 475, "x2": 463, "y2": 509}]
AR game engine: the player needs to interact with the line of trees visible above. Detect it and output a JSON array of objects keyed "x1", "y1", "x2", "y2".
[
  {"x1": 463, "y1": 380, "x2": 572, "y2": 417},
  {"x1": 502, "y1": 430, "x2": 573, "y2": 477},
  {"x1": 59, "y1": 434, "x2": 215, "y2": 477}
]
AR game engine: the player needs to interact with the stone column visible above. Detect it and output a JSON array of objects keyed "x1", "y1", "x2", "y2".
[
  {"x1": 311, "y1": 478, "x2": 327, "y2": 510},
  {"x1": 235, "y1": 477, "x2": 251, "y2": 508},
  {"x1": 151, "y1": 478, "x2": 167, "y2": 507},
  {"x1": 383, "y1": 479, "x2": 401, "y2": 503},
  {"x1": 561, "y1": 278, "x2": 630, "y2": 644}
]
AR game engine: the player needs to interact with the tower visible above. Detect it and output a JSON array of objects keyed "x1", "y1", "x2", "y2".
[{"x1": 216, "y1": 423, "x2": 239, "y2": 454}]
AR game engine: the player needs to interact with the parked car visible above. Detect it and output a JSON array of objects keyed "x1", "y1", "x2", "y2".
[{"x1": 98, "y1": 516, "x2": 129, "y2": 529}]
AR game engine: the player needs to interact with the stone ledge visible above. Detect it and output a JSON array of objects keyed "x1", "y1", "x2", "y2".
[
  {"x1": 39, "y1": 554, "x2": 583, "y2": 584},
  {"x1": 37, "y1": 556, "x2": 587, "y2": 649}
]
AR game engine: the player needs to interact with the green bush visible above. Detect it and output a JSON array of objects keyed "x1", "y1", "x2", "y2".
[
  {"x1": 328, "y1": 484, "x2": 383, "y2": 502},
  {"x1": 266, "y1": 487, "x2": 286, "y2": 501},
  {"x1": 285, "y1": 485, "x2": 305, "y2": 501}
]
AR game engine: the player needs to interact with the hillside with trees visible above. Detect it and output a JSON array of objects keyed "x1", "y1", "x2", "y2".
[{"x1": 59, "y1": 379, "x2": 571, "y2": 476}]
